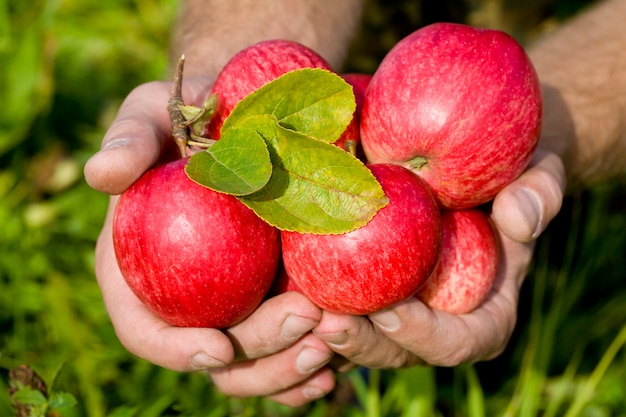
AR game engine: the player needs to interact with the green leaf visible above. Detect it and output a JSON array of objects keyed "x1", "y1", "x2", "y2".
[
  {"x1": 237, "y1": 115, "x2": 388, "y2": 234},
  {"x1": 12, "y1": 387, "x2": 47, "y2": 405},
  {"x1": 185, "y1": 126, "x2": 272, "y2": 196},
  {"x1": 178, "y1": 93, "x2": 218, "y2": 135},
  {"x1": 48, "y1": 392, "x2": 77, "y2": 410},
  {"x1": 221, "y1": 68, "x2": 356, "y2": 144}
]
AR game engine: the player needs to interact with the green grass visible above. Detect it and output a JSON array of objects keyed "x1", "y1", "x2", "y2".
[{"x1": 2, "y1": 0, "x2": 625, "y2": 415}]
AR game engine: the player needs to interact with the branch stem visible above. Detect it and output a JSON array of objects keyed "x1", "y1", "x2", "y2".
[{"x1": 168, "y1": 55, "x2": 190, "y2": 158}]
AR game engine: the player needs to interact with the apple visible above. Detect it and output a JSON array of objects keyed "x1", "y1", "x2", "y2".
[
  {"x1": 267, "y1": 260, "x2": 302, "y2": 297},
  {"x1": 416, "y1": 208, "x2": 498, "y2": 314},
  {"x1": 205, "y1": 39, "x2": 333, "y2": 140},
  {"x1": 112, "y1": 157, "x2": 281, "y2": 328},
  {"x1": 334, "y1": 73, "x2": 372, "y2": 158},
  {"x1": 360, "y1": 22, "x2": 542, "y2": 209},
  {"x1": 281, "y1": 163, "x2": 442, "y2": 315},
  {"x1": 342, "y1": 73, "x2": 371, "y2": 115}
]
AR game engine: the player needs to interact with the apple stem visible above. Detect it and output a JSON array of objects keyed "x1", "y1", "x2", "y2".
[
  {"x1": 168, "y1": 54, "x2": 191, "y2": 158},
  {"x1": 408, "y1": 156, "x2": 429, "y2": 170},
  {"x1": 344, "y1": 140, "x2": 357, "y2": 157}
]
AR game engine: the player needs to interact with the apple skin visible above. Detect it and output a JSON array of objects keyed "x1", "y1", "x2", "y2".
[
  {"x1": 335, "y1": 73, "x2": 372, "y2": 158},
  {"x1": 206, "y1": 39, "x2": 333, "y2": 140},
  {"x1": 281, "y1": 163, "x2": 442, "y2": 315},
  {"x1": 416, "y1": 208, "x2": 499, "y2": 314},
  {"x1": 112, "y1": 158, "x2": 281, "y2": 328},
  {"x1": 360, "y1": 22, "x2": 542, "y2": 209},
  {"x1": 341, "y1": 73, "x2": 371, "y2": 115},
  {"x1": 267, "y1": 260, "x2": 302, "y2": 297}
]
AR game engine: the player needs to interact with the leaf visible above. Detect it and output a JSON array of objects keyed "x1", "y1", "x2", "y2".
[
  {"x1": 48, "y1": 392, "x2": 77, "y2": 410},
  {"x1": 185, "y1": 126, "x2": 272, "y2": 196},
  {"x1": 236, "y1": 115, "x2": 388, "y2": 234},
  {"x1": 12, "y1": 387, "x2": 47, "y2": 406},
  {"x1": 178, "y1": 93, "x2": 218, "y2": 135},
  {"x1": 221, "y1": 68, "x2": 356, "y2": 144}
]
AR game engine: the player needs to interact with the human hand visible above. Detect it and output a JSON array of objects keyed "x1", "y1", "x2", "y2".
[
  {"x1": 313, "y1": 149, "x2": 566, "y2": 367},
  {"x1": 84, "y1": 80, "x2": 337, "y2": 406}
]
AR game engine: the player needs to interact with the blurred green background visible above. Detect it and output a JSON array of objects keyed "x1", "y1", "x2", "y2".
[{"x1": 1, "y1": 0, "x2": 625, "y2": 416}]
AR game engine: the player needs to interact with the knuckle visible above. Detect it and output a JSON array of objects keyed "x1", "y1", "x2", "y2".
[{"x1": 428, "y1": 344, "x2": 475, "y2": 367}]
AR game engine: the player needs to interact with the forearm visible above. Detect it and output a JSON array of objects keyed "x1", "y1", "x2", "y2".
[
  {"x1": 528, "y1": 0, "x2": 626, "y2": 191},
  {"x1": 170, "y1": 0, "x2": 365, "y2": 78}
]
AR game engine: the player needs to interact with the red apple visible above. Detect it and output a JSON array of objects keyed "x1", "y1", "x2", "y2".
[
  {"x1": 342, "y1": 73, "x2": 371, "y2": 115},
  {"x1": 267, "y1": 260, "x2": 302, "y2": 297},
  {"x1": 416, "y1": 209, "x2": 498, "y2": 314},
  {"x1": 334, "y1": 73, "x2": 372, "y2": 158},
  {"x1": 113, "y1": 158, "x2": 281, "y2": 328},
  {"x1": 205, "y1": 39, "x2": 333, "y2": 140},
  {"x1": 281, "y1": 163, "x2": 442, "y2": 315},
  {"x1": 360, "y1": 22, "x2": 542, "y2": 209}
]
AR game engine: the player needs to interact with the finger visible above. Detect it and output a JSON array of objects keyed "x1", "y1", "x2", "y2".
[
  {"x1": 314, "y1": 311, "x2": 421, "y2": 368},
  {"x1": 209, "y1": 333, "x2": 334, "y2": 399},
  {"x1": 366, "y1": 299, "x2": 509, "y2": 367},
  {"x1": 225, "y1": 292, "x2": 323, "y2": 360},
  {"x1": 367, "y1": 233, "x2": 533, "y2": 366},
  {"x1": 84, "y1": 78, "x2": 212, "y2": 195},
  {"x1": 84, "y1": 82, "x2": 174, "y2": 195},
  {"x1": 95, "y1": 197, "x2": 235, "y2": 371},
  {"x1": 491, "y1": 149, "x2": 566, "y2": 243},
  {"x1": 266, "y1": 368, "x2": 336, "y2": 407}
]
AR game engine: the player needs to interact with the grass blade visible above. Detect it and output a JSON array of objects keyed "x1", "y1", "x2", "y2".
[{"x1": 563, "y1": 325, "x2": 626, "y2": 417}]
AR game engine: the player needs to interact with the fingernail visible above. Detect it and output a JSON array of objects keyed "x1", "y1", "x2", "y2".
[
  {"x1": 514, "y1": 188, "x2": 542, "y2": 238},
  {"x1": 296, "y1": 347, "x2": 332, "y2": 374},
  {"x1": 281, "y1": 315, "x2": 319, "y2": 339},
  {"x1": 370, "y1": 309, "x2": 400, "y2": 331},
  {"x1": 190, "y1": 352, "x2": 226, "y2": 370},
  {"x1": 315, "y1": 330, "x2": 349, "y2": 347},
  {"x1": 102, "y1": 138, "x2": 129, "y2": 151},
  {"x1": 302, "y1": 386, "x2": 327, "y2": 400}
]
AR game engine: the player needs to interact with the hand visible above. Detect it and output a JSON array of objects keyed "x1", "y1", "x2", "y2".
[
  {"x1": 313, "y1": 149, "x2": 566, "y2": 367},
  {"x1": 84, "y1": 80, "x2": 337, "y2": 406}
]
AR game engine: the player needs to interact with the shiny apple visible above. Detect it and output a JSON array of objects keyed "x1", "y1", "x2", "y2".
[
  {"x1": 113, "y1": 158, "x2": 281, "y2": 328},
  {"x1": 281, "y1": 163, "x2": 442, "y2": 315},
  {"x1": 360, "y1": 22, "x2": 542, "y2": 209}
]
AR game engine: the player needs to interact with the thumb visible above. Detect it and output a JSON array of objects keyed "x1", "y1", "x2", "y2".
[
  {"x1": 491, "y1": 149, "x2": 566, "y2": 243},
  {"x1": 84, "y1": 81, "x2": 176, "y2": 195}
]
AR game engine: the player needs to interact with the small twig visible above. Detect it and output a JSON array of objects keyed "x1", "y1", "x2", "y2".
[
  {"x1": 168, "y1": 54, "x2": 190, "y2": 158},
  {"x1": 188, "y1": 136, "x2": 217, "y2": 148}
]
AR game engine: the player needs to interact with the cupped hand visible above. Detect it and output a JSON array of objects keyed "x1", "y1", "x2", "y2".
[
  {"x1": 85, "y1": 80, "x2": 336, "y2": 406},
  {"x1": 313, "y1": 149, "x2": 566, "y2": 368}
]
